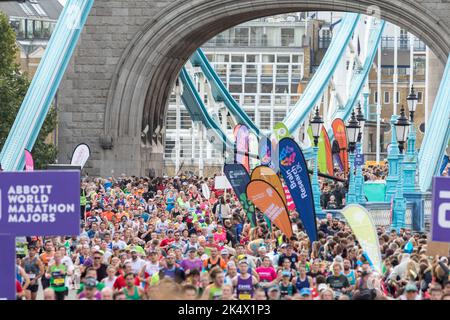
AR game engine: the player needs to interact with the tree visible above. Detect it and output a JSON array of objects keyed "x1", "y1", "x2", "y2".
[{"x1": 0, "y1": 12, "x2": 57, "y2": 169}]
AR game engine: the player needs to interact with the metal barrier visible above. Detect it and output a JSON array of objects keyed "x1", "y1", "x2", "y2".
[{"x1": 322, "y1": 201, "x2": 414, "y2": 229}]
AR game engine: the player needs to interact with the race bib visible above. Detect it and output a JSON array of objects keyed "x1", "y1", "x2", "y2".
[
  {"x1": 28, "y1": 274, "x2": 36, "y2": 280},
  {"x1": 53, "y1": 278, "x2": 65, "y2": 286},
  {"x1": 238, "y1": 293, "x2": 251, "y2": 300}
]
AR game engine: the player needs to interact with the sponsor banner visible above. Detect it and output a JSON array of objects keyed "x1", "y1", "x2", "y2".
[
  {"x1": 0, "y1": 234, "x2": 15, "y2": 300},
  {"x1": 24, "y1": 149, "x2": 34, "y2": 171},
  {"x1": 283, "y1": 185, "x2": 296, "y2": 212},
  {"x1": 223, "y1": 164, "x2": 256, "y2": 226},
  {"x1": 278, "y1": 137, "x2": 318, "y2": 242},
  {"x1": 341, "y1": 204, "x2": 383, "y2": 273},
  {"x1": 251, "y1": 165, "x2": 287, "y2": 205},
  {"x1": 0, "y1": 171, "x2": 80, "y2": 236},
  {"x1": 332, "y1": 140, "x2": 344, "y2": 171},
  {"x1": 440, "y1": 155, "x2": 449, "y2": 175},
  {"x1": 308, "y1": 127, "x2": 334, "y2": 175},
  {"x1": 332, "y1": 118, "x2": 349, "y2": 175},
  {"x1": 70, "y1": 143, "x2": 91, "y2": 169},
  {"x1": 246, "y1": 179, "x2": 293, "y2": 238},
  {"x1": 249, "y1": 132, "x2": 259, "y2": 170},
  {"x1": 258, "y1": 135, "x2": 272, "y2": 167},
  {"x1": 274, "y1": 122, "x2": 290, "y2": 141},
  {"x1": 235, "y1": 125, "x2": 250, "y2": 173},
  {"x1": 432, "y1": 177, "x2": 450, "y2": 242},
  {"x1": 321, "y1": 127, "x2": 334, "y2": 176}
]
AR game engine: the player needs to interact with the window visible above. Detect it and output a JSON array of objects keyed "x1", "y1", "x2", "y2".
[
  {"x1": 274, "y1": 110, "x2": 286, "y2": 123},
  {"x1": 291, "y1": 65, "x2": 302, "y2": 78},
  {"x1": 261, "y1": 83, "x2": 273, "y2": 94},
  {"x1": 234, "y1": 27, "x2": 249, "y2": 46},
  {"x1": 180, "y1": 109, "x2": 192, "y2": 129},
  {"x1": 396, "y1": 92, "x2": 400, "y2": 104},
  {"x1": 262, "y1": 54, "x2": 275, "y2": 63},
  {"x1": 414, "y1": 56, "x2": 425, "y2": 76},
  {"x1": 277, "y1": 55, "x2": 290, "y2": 63},
  {"x1": 245, "y1": 65, "x2": 257, "y2": 77},
  {"x1": 275, "y1": 84, "x2": 289, "y2": 94},
  {"x1": 276, "y1": 65, "x2": 289, "y2": 76},
  {"x1": 261, "y1": 64, "x2": 273, "y2": 76},
  {"x1": 244, "y1": 83, "x2": 257, "y2": 93},
  {"x1": 259, "y1": 111, "x2": 271, "y2": 130},
  {"x1": 215, "y1": 54, "x2": 229, "y2": 63},
  {"x1": 274, "y1": 96, "x2": 287, "y2": 106},
  {"x1": 374, "y1": 91, "x2": 378, "y2": 104},
  {"x1": 214, "y1": 64, "x2": 227, "y2": 77},
  {"x1": 246, "y1": 110, "x2": 255, "y2": 122},
  {"x1": 165, "y1": 109, "x2": 177, "y2": 130},
  {"x1": 259, "y1": 96, "x2": 271, "y2": 106},
  {"x1": 384, "y1": 91, "x2": 390, "y2": 104},
  {"x1": 230, "y1": 64, "x2": 242, "y2": 76},
  {"x1": 231, "y1": 55, "x2": 244, "y2": 63},
  {"x1": 164, "y1": 139, "x2": 175, "y2": 158},
  {"x1": 399, "y1": 29, "x2": 408, "y2": 49},
  {"x1": 229, "y1": 84, "x2": 242, "y2": 93},
  {"x1": 243, "y1": 95, "x2": 256, "y2": 106},
  {"x1": 281, "y1": 28, "x2": 295, "y2": 47},
  {"x1": 246, "y1": 54, "x2": 257, "y2": 63},
  {"x1": 417, "y1": 91, "x2": 423, "y2": 104},
  {"x1": 292, "y1": 55, "x2": 301, "y2": 63}
]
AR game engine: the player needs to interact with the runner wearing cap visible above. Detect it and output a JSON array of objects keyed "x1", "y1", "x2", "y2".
[
  {"x1": 22, "y1": 245, "x2": 44, "y2": 300},
  {"x1": 232, "y1": 259, "x2": 259, "y2": 300},
  {"x1": 279, "y1": 270, "x2": 297, "y2": 300},
  {"x1": 79, "y1": 277, "x2": 102, "y2": 300},
  {"x1": 180, "y1": 248, "x2": 203, "y2": 274}
]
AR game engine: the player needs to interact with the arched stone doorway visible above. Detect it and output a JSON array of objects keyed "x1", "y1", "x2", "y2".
[{"x1": 58, "y1": 0, "x2": 449, "y2": 176}]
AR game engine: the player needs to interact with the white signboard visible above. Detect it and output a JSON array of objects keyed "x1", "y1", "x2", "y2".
[{"x1": 215, "y1": 176, "x2": 232, "y2": 190}]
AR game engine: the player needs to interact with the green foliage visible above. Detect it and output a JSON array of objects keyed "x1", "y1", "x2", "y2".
[{"x1": 0, "y1": 11, "x2": 57, "y2": 169}]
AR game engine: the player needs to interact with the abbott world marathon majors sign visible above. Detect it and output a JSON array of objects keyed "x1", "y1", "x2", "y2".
[{"x1": 0, "y1": 171, "x2": 80, "y2": 235}]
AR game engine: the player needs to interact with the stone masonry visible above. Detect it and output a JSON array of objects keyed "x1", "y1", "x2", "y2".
[{"x1": 57, "y1": 0, "x2": 449, "y2": 177}]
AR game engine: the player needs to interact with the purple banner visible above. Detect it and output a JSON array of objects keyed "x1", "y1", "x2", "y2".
[
  {"x1": 0, "y1": 170, "x2": 80, "y2": 236},
  {"x1": 0, "y1": 234, "x2": 16, "y2": 300},
  {"x1": 432, "y1": 176, "x2": 450, "y2": 242}
]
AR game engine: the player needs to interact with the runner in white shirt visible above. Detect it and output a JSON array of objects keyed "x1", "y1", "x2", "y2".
[
  {"x1": 139, "y1": 250, "x2": 160, "y2": 281},
  {"x1": 127, "y1": 249, "x2": 146, "y2": 275},
  {"x1": 101, "y1": 265, "x2": 118, "y2": 289}
]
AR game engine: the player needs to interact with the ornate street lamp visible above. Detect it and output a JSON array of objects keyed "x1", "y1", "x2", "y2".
[
  {"x1": 395, "y1": 106, "x2": 410, "y2": 154},
  {"x1": 310, "y1": 106, "x2": 324, "y2": 147},
  {"x1": 392, "y1": 105, "x2": 410, "y2": 230},
  {"x1": 346, "y1": 110, "x2": 360, "y2": 204},
  {"x1": 355, "y1": 103, "x2": 366, "y2": 203},
  {"x1": 406, "y1": 85, "x2": 418, "y2": 122},
  {"x1": 356, "y1": 103, "x2": 366, "y2": 143},
  {"x1": 346, "y1": 110, "x2": 360, "y2": 153},
  {"x1": 310, "y1": 106, "x2": 324, "y2": 217}
]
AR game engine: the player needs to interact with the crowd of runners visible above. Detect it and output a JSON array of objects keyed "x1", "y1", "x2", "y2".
[{"x1": 14, "y1": 173, "x2": 450, "y2": 300}]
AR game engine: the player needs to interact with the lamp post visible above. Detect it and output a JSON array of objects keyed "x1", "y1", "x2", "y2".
[
  {"x1": 355, "y1": 103, "x2": 366, "y2": 203},
  {"x1": 345, "y1": 110, "x2": 360, "y2": 204},
  {"x1": 392, "y1": 106, "x2": 410, "y2": 230},
  {"x1": 310, "y1": 107, "x2": 324, "y2": 217},
  {"x1": 403, "y1": 84, "x2": 419, "y2": 193}
]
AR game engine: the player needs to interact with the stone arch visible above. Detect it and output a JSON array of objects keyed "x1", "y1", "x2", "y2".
[{"x1": 102, "y1": 0, "x2": 449, "y2": 175}]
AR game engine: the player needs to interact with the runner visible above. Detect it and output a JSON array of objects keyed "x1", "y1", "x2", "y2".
[{"x1": 21, "y1": 245, "x2": 44, "y2": 300}]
